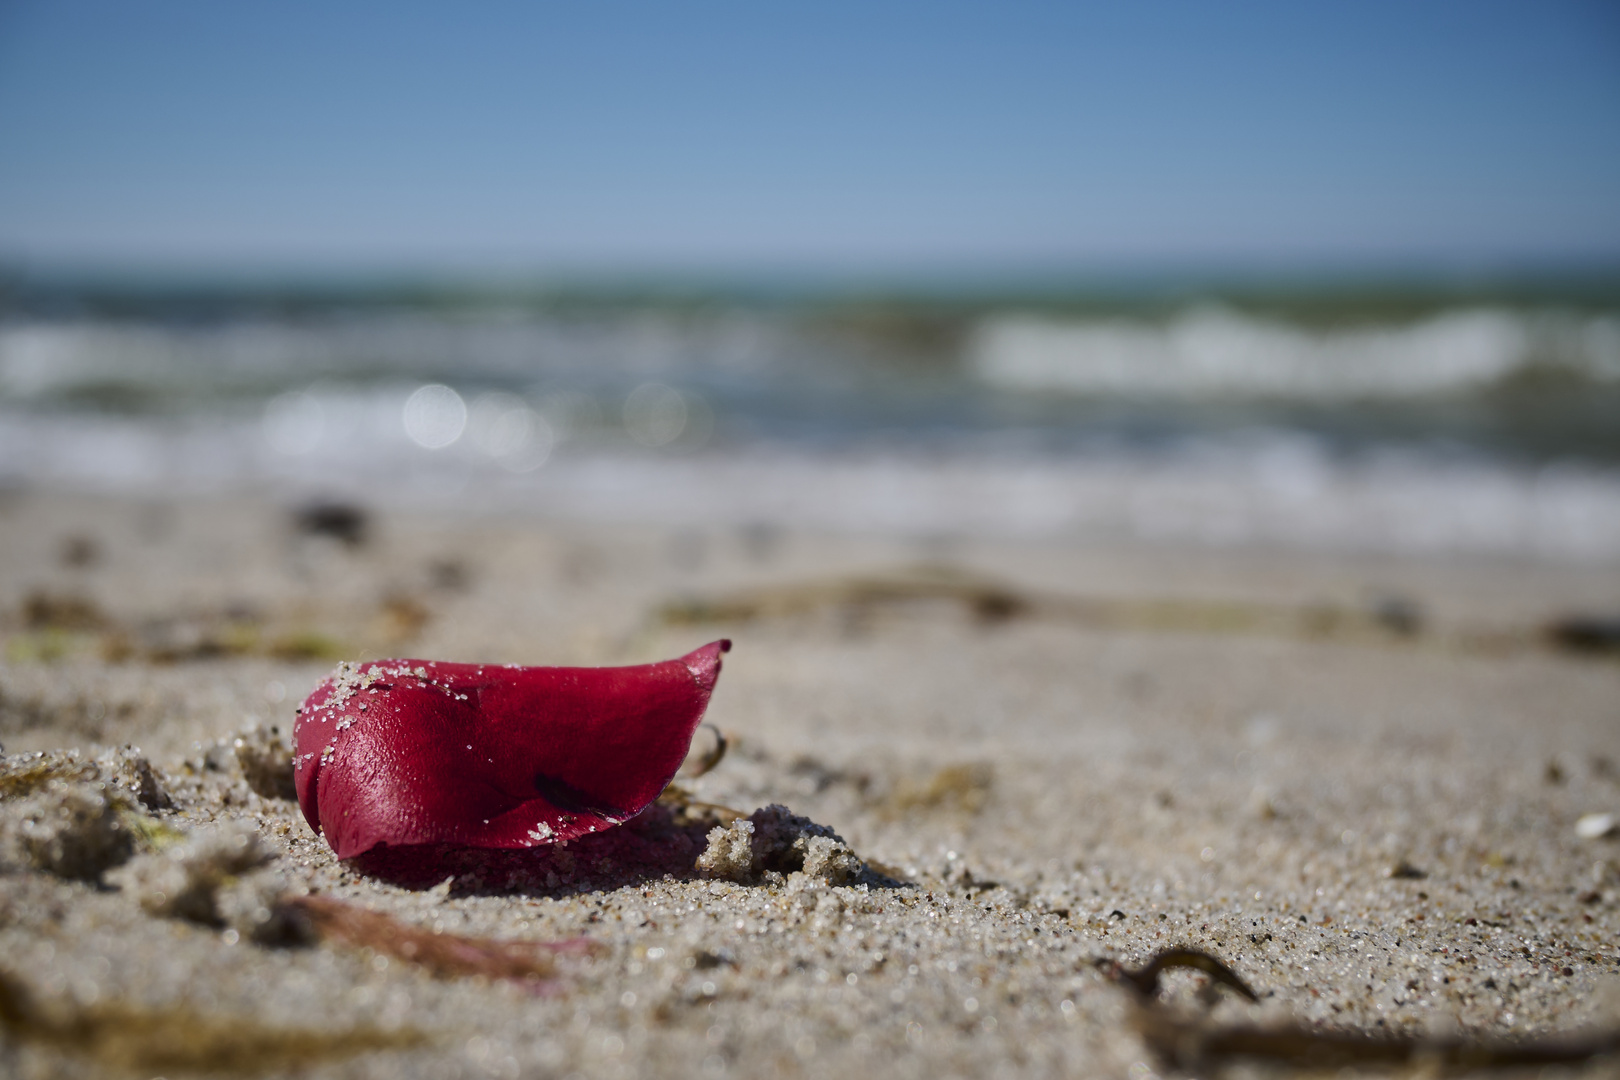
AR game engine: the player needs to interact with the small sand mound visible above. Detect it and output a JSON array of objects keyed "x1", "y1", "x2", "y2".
[
  {"x1": 112, "y1": 821, "x2": 275, "y2": 926},
  {"x1": 696, "y1": 803, "x2": 864, "y2": 886},
  {"x1": 233, "y1": 724, "x2": 296, "y2": 800},
  {"x1": 1, "y1": 780, "x2": 135, "y2": 880},
  {"x1": 0, "y1": 746, "x2": 172, "y2": 810}
]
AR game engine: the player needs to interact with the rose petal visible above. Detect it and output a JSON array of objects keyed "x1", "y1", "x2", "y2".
[{"x1": 293, "y1": 640, "x2": 730, "y2": 859}]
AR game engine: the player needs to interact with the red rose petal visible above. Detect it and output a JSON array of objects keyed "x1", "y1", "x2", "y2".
[{"x1": 293, "y1": 640, "x2": 730, "y2": 859}]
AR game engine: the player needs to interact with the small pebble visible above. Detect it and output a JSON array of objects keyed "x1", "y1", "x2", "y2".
[{"x1": 1575, "y1": 813, "x2": 1618, "y2": 840}]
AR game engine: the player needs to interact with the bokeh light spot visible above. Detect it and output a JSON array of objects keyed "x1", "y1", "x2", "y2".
[
  {"x1": 402, "y1": 384, "x2": 467, "y2": 449},
  {"x1": 624, "y1": 383, "x2": 687, "y2": 448}
]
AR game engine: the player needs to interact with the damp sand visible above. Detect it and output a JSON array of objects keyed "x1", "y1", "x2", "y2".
[{"x1": 1, "y1": 490, "x2": 1619, "y2": 1078}]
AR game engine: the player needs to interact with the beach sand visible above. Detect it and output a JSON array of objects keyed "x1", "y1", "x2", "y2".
[{"x1": 2, "y1": 489, "x2": 1619, "y2": 1078}]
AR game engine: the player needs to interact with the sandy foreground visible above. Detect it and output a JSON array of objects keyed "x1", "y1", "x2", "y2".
[{"x1": 1, "y1": 489, "x2": 1619, "y2": 1079}]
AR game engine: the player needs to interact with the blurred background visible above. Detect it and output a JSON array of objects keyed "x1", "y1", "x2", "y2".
[{"x1": 1, "y1": 0, "x2": 1618, "y2": 560}]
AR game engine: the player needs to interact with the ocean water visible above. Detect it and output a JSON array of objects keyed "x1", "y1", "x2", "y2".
[{"x1": 2, "y1": 297, "x2": 1618, "y2": 561}]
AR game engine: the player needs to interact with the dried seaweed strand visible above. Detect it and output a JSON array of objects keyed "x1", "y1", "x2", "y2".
[
  {"x1": 678, "y1": 723, "x2": 730, "y2": 779},
  {"x1": 658, "y1": 565, "x2": 1612, "y2": 658},
  {"x1": 0, "y1": 965, "x2": 422, "y2": 1073},
  {"x1": 656, "y1": 783, "x2": 746, "y2": 826},
  {"x1": 283, "y1": 895, "x2": 600, "y2": 981},
  {"x1": 1108, "y1": 947, "x2": 1620, "y2": 1071}
]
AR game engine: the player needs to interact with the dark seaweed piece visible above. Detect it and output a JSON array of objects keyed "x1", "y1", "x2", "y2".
[
  {"x1": 1368, "y1": 593, "x2": 1424, "y2": 635},
  {"x1": 20, "y1": 590, "x2": 108, "y2": 631},
  {"x1": 58, "y1": 534, "x2": 100, "y2": 568},
  {"x1": 292, "y1": 501, "x2": 369, "y2": 547},
  {"x1": 1107, "y1": 947, "x2": 1620, "y2": 1071},
  {"x1": 1546, "y1": 613, "x2": 1620, "y2": 655},
  {"x1": 1104, "y1": 947, "x2": 1258, "y2": 1002}
]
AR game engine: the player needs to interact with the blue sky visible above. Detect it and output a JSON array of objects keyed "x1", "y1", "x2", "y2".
[{"x1": 0, "y1": 0, "x2": 1617, "y2": 273}]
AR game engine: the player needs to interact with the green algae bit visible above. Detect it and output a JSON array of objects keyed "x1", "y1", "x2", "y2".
[{"x1": 118, "y1": 808, "x2": 189, "y2": 853}]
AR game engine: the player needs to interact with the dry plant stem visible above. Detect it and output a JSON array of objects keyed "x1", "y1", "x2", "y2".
[
  {"x1": 679, "y1": 723, "x2": 729, "y2": 779},
  {"x1": 0, "y1": 964, "x2": 422, "y2": 1073},
  {"x1": 283, "y1": 896, "x2": 599, "y2": 982},
  {"x1": 656, "y1": 782, "x2": 745, "y2": 826},
  {"x1": 1111, "y1": 948, "x2": 1620, "y2": 1071}
]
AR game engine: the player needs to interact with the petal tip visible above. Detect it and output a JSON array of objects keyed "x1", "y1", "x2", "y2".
[{"x1": 682, "y1": 639, "x2": 731, "y2": 692}]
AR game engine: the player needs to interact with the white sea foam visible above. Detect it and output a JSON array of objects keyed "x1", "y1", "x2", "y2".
[
  {"x1": 3, "y1": 406, "x2": 1617, "y2": 562},
  {"x1": 0, "y1": 311, "x2": 788, "y2": 400},
  {"x1": 972, "y1": 307, "x2": 1620, "y2": 398}
]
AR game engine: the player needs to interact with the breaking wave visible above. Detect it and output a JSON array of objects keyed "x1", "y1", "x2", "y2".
[
  {"x1": 3, "y1": 302, "x2": 1619, "y2": 561},
  {"x1": 972, "y1": 307, "x2": 1620, "y2": 399}
]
